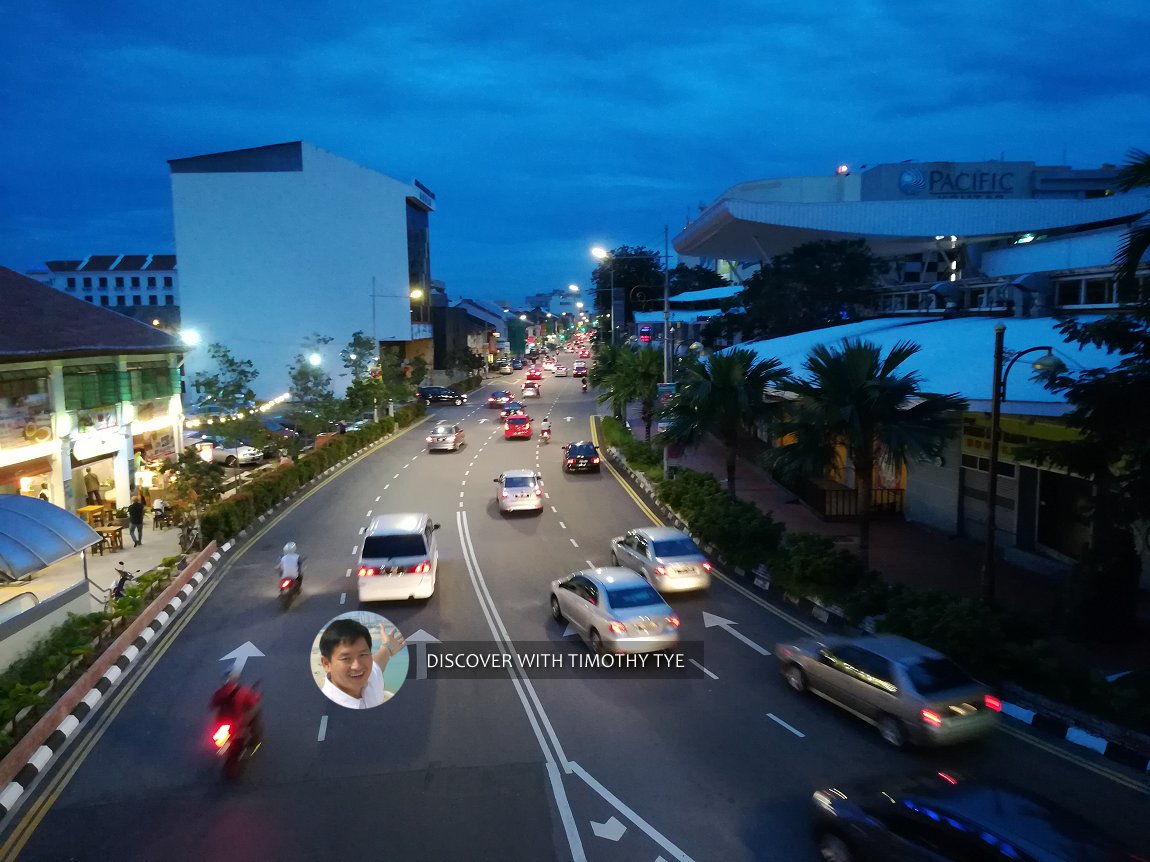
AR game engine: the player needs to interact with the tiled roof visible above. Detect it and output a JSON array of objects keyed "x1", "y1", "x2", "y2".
[
  {"x1": 80, "y1": 255, "x2": 118, "y2": 271},
  {"x1": 146, "y1": 254, "x2": 176, "y2": 271},
  {"x1": 45, "y1": 260, "x2": 81, "y2": 272},
  {"x1": 0, "y1": 267, "x2": 183, "y2": 360},
  {"x1": 114, "y1": 255, "x2": 148, "y2": 271}
]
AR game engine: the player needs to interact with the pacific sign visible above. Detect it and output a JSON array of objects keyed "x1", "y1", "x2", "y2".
[{"x1": 898, "y1": 164, "x2": 1024, "y2": 199}]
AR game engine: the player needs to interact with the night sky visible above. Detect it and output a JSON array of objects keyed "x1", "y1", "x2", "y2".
[{"x1": 4, "y1": 1, "x2": 1148, "y2": 305}]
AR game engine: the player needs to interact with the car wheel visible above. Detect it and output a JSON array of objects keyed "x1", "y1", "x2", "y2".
[
  {"x1": 225, "y1": 455, "x2": 238, "y2": 468},
  {"x1": 454, "y1": 398, "x2": 463, "y2": 405},
  {"x1": 550, "y1": 595, "x2": 564, "y2": 622},
  {"x1": 784, "y1": 663, "x2": 807, "y2": 693},
  {"x1": 815, "y1": 830, "x2": 855, "y2": 862},
  {"x1": 610, "y1": 551, "x2": 619, "y2": 565},
  {"x1": 879, "y1": 715, "x2": 907, "y2": 749},
  {"x1": 590, "y1": 629, "x2": 604, "y2": 655}
]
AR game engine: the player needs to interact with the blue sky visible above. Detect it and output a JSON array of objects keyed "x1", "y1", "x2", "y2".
[{"x1": 3, "y1": 0, "x2": 1149, "y2": 303}]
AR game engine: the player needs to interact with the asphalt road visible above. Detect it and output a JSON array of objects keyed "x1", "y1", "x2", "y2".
[{"x1": 3, "y1": 371, "x2": 1148, "y2": 861}]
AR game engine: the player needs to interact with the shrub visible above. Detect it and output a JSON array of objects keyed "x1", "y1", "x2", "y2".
[{"x1": 768, "y1": 533, "x2": 876, "y2": 607}]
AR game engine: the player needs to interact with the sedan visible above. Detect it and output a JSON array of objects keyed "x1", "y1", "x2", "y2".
[
  {"x1": 526, "y1": 367, "x2": 543, "y2": 381},
  {"x1": 199, "y1": 437, "x2": 264, "y2": 467},
  {"x1": 504, "y1": 415, "x2": 532, "y2": 439},
  {"x1": 499, "y1": 401, "x2": 528, "y2": 419},
  {"x1": 426, "y1": 423, "x2": 465, "y2": 452},
  {"x1": 521, "y1": 383, "x2": 541, "y2": 399},
  {"x1": 542, "y1": 359, "x2": 557, "y2": 372},
  {"x1": 562, "y1": 441, "x2": 600, "y2": 473},
  {"x1": 610, "y1": 526, "x2": 711, "y2": 592},
  {"x1": 550, "y1": 568, "x2": 680, "y2": 655},
  {"x1": 494, "y1": 469, "x2": 544, "y2": 514},
  {"x1": 554, "y1": 364, "x2": 569, "y2": 377},
  {"x1": 775, "y1": 633, "x2": 1000, "y2": 748},
  {"x1": 571, "y1": 365, "x2": 587, "y2": 378},
  {"x1": 486, "y1": 390, "x2": 514, "y2": 408},
  {"x1": 511, "y1": 358, "x2": 523, "y2": 370}
]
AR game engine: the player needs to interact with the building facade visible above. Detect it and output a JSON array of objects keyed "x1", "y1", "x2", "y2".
[
  {"x1": 674, "y1": 158, "x2": 1150, "y2": 581},
  {"x1": 0, "y1": 268, "x2": 185, "y2": 516},
  {"x1": 168, "y1": 142, "x2": 435, "y2": 398},
  {"x1": 27, "y1": 255, "x2": 181, "y2": 330}
]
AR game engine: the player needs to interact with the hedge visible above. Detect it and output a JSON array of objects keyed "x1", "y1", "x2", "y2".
[{"x1": 601, "y1": 417, "x2": 663, "y2": 482}]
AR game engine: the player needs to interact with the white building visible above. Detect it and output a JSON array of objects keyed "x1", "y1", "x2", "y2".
[
  {"x1": 27, "y1": 255, "x2": 180, "y2": 330},
  {"x1": 168, "y1": 142, "x2": 435, "y2": 398}
]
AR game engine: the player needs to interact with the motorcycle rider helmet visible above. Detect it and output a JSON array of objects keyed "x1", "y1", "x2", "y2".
[{"x1": 283, "y1": 542, "x2": 297, "y2": 555}]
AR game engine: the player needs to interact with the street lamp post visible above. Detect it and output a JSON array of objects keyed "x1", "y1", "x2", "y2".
[{"x1": 981, "y1": 323, "x2": 1060, "y2": 606}]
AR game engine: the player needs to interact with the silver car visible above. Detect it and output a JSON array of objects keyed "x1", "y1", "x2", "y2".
[
  {"x1": 775, "y1": 634, "x2": 1001, "y2": 748},
  {"x1": 494, "y1": 469, "x2": 544, "y2": 514},
  {"x1": 550, "y1": 567, "x2": 681, "y2": 654},
  {"x1": 610, "y1": 527, "x2": 712, "y2": 592},
  {"x1": 426, "y1": 423, "x2": 465, "y2": 452}
]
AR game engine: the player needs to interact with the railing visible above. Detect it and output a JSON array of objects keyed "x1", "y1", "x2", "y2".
[{"x1": 800, "y1": 480, "x2": 905, "y2": 521}]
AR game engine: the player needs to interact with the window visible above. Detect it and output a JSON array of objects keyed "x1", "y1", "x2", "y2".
[
  {"x1": 148, "y1": 295, "x2": 158, "y2": 305},
  {"x1": 147, "y1": 276, "x2": 157, "y2": 288},
  {"x1": 165, "y1": 295, "x2": 174, "y2": 306},
  {"x1": 132, "y1": 296, "x2": 142, "y2": 305},
  {"x1": 98, "y1": 277, "x2": 108, "y2": 288},
  {"x1": 67, "y1": 277, "x2": 76, "y2": 288},
  {"x1": 116, "y1": 296, "x2": 126, "y2": 306},
  {"x1": 83, "y1": 277, "x2": 92, "y2": 288},
  {"x1": 652, "y1": 538, "x2": 700, "y2": 557},
  {"x1": 606, "y1": 585, "x2": 661, "y2": 609},
  {"x1": 904, "y1": 657, "x2": 977, "y2": 695},
  {"x1": 960, "y1": 454, "x2": 1016, "y2": 478},
  {"x1": 115, "y1": 276, "x2": 124, "y2": 288},
  {"x1": 1056, "y1": 277, "x2": 1116, "y2": 306},
  {"x1": 86, "y1": 296, "x2": 94, "y2": 302},
  {"x1": 362, "y1": 534, "x2": 428, "y2": 558},
  {"x1": 131, "y1": 276, "x2": 140, "y2": 287},
  {"x1": 163, "y1": 276, "x2": 173, "y2": 287},
  {"x1": 99, "y1": 295, "x2": 109, "y2": 306}
]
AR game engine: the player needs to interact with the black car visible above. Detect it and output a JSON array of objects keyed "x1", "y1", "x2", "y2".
[
  {"x1": 562, "y1": 441, "x2": 601, "y2": 473},
  {"x1": 812, "y1": 771, "x2": 1142, "y2": 862},
  {"x1": 417, "y1": 386, "x2": 467, "y2": 405}
]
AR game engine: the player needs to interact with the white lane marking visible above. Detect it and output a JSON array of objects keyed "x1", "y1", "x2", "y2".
[
  {"x1": 345, "y1": 568, "x2": 352, "y2": 578},
  {"x1": 689, "y1": 659, "x2": 718, "y2": 680},
  {"x1": 569, "y1": 762, "x2": 695, "y2": 862},
  {"x1": 317, "y1": 715, "x2": 328, "y2": 742},
  {"x1": 585, "y1": 560, "x2": 595, "y2": 569},
  {"x1": 461, "y1": 480, "x2": 466, "y2": 486},
  {"x1": 559, "y1": 521, "x2": 567, "y2": 529},
  {"x1": 702, "y1": 612, "x2": 771, "y2": 656},
  {"x1": 551, "y1": 506, "x2": 558, "y2": 512},
  {"x1": 767, "y1": 713, "x2": 805, "y2": 738},
  {"x1": 365, "y1": 510, "x2": 372, "y2": 519},
  {"x1": 392, "y1": 474, "x2": 399, "y2": 480},
  {"x1": 340, "y1": 592, "x2": 347, "y2": 605},
  {"x1": 460, "y1": 491, "x2": 465, "y2": 498},
  {"x1": 351, "y1": 545, "x2": 358, "y2": 555},
  {"x1": 384, "y1": 484, "x2": 390, "y2": 491},
  {"x1": 403, "y1": 463, "x2": 410, "y2": 469},
  {"x1": 375, "y1": 496, "x2": 381, "y2": 502},
  {"x1": 465, "y1": 470, "x2": 470, "y2": 476},
  {"x1": 570, "y1": 539, "x2": 579, "y2": 548},
  {"x1": 358, "y1": 527, "x2": 365, "y2": 535}
]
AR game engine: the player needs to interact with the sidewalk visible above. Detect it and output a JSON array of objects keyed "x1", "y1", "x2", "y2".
[{"x1": 622, "y1": 405, "x2": 1150, "y2": 678}]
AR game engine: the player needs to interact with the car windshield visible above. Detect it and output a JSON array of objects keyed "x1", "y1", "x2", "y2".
[
  {"x1": 905, "y1": 656, "x2": 977, "y2": 694},
  {"x1": 362, "y1": 534, "x2": 427, "y2": 558},
  {"x1": 504, "y1": 476, "x2": 535, "y2": 488},
  {"x1": 652, "y1": 538, "x2": 700, "y2": 557},
  {"x1": 607, "y1": 585, "x2": 663, "y2": 610}
]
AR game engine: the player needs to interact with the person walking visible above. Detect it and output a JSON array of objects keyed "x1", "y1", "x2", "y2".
[
  {"x1": 127, "y1": 495, "x2": 145, "y2": 547},
  {"x1": 83, "y1": 468, "x2": 101, "y2": 505}
]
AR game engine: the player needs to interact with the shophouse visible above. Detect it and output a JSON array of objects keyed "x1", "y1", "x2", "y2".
[
  {"x1": 0, "y1": 267, "x2": 185, "y2": 513},
  {"x1": 674, "y1": 159, "x2": 1150, "y2": 580},
  {"x1": 168, "y1": 141, "x2": 435, "y2": 398}
]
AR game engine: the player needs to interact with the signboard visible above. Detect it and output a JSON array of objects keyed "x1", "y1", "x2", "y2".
[
  {"x1": 657, "y1": 383, "x2": 677, "y2": 410},
  {"x1": 961, "y1": 414, "x2": 1076, "y2": 462},
  {"x1": 862, "y1": 161, "x2": 1034, "y2": 201},
  {"x1": 0, "y1": 392, "x2": 52, "y2": 450}
]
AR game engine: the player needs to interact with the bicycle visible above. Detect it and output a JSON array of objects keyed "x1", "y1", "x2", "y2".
[
  {"x1": 179, "y1": 522, "x2": 203, "y2": 554},
  {"x1": 101, "y1": 564, "x2": 139, "y2": 609}
]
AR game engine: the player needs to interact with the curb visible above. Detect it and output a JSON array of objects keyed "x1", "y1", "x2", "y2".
[
  {"x1": 0, "y1": 543, "x2": 221, "y2": 821},
  {"x1": 604, "y1": 447, "x2": 1150, "y2": 774}
]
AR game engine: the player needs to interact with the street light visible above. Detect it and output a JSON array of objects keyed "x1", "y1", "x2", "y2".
[
  {"x1": 308, "y1": 353, "x2": 322, "y2": 367},
  {"x1": 981, "y1": 323, "x2": 1063, "y2": 606},
  {"x1": 568, "y1": 284, "x2": 580, "y2": 292}
]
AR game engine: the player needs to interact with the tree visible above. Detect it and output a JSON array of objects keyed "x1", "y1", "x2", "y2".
[
  {"x1": 661, "y1": 348, "x2": 790, "y2": 497},
  {"x1": 590, "y1": 246, "x2": 664, "y2": 331},
  {"x1": 605, "y1": 348, "x2": 663, "y2": 439},
  {"x1": 340, "y1": 331, "x2": 378, "y2": 381},
  {"x1": 191, "y1": 343, "x2": 258, "y2": 411},
  {"x1": 443, "y1": 347, "x2": 485, "y2": 377},
  {"x1": 668, "y1": 263, "x2": 729, "y2": 297},
  {"x1": 589, "y1": 344, "x2": 628, "y2": 420},
  {"x1": 287, "y1": 333, "x2": 341, "y2": 433},
  {"x1": 767, "y1": 339, "x2": 967, "y2": 567},
  {"x1": 162, "y1": 447, "x2": 226, "y2": 531},
  {"x1": 1114, "y1": 148, "x2": 1150, "y2": 295}
]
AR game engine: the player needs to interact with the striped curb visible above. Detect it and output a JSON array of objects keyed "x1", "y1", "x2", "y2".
[
  {"x1": 606, "y1": 447, "x2": 1150, "y2": 775},
  {"x1": 0, "y1": 545, "x2": 221, "y2": 822}
]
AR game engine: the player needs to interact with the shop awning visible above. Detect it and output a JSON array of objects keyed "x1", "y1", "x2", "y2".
[{"x1": 0, "y1": 495, "x2": 101, "y2": 582}]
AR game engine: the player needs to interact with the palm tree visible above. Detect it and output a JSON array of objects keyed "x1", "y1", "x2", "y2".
[
  {"x1": 589, "y1": 344, "x2": 627, "y2": 420},
  {"x1": 767, "y1": 338, "x2": 967, "y2": 567},
  {"x1": 608, "y1": 348, "x2": 663, "y2": 439},
  {"x1": 1114, "y1": 148, "x2": 1150, "y2": 293},
  {"x1": 661, "y1": 348, "x2": 789, "y2": 497}
]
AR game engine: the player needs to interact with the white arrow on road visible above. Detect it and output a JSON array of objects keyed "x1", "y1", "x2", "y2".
[
  {"x1": 220, "y1": 641, "x2": 265, "y2": 676},
  {"x1": 702, "y1": 612, "x2": 771, "y2": 656},
  {"x1": 590, "y1": 816, "x2": 627, "y2": 842},
  {"x1": 405, "y1": 629, "x2": 442, "y2": 680},
  {"x1": 562, "y1": 624, "x2": 579, "y2": 638},
  {"x1": 564, "y1": 416, "x2": 574, "y2": 421}
]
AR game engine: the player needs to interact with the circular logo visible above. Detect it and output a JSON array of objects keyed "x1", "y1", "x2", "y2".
[{"x1": 898, "y1": 169, "x2": 927, "y2": 196}]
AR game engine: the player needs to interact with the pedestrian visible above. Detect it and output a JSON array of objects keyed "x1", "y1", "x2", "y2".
[
  {"x1": 83, "y1": 468, "x2": 101, "y2": 505},
  {"x1": 38, "y1": 482, "x2": 50, "y2": 503},
  {"x1": 127, "y1": 496, "x2": 145, "y2": 547}
]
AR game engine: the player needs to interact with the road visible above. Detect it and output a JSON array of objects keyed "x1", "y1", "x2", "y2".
[{"x1": 3, "y1": 371, "x2": 1148, "y2": 861}]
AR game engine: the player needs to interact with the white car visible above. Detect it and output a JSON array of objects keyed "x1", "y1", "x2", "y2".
[
  {"x1": 542, "y1": 359, "x2": 557, "y2": 372},
  {"x1": 357, "y1": 513, "x2": 440, "y2": 602},
  {"x1": 554, "y1": 365, "x2": 568, "y2": 377},
  {"x1": 197, "y1": 436, "x2": 263, "y2": 467},
  {"x1": 426, "y1": 423, "x2": 465, "y2": 452},
  {"x1": 494, "y1": 469, "x2": 544, "y2": 514},
  {"x1": 550, "y1": 568, "x2": 681, "y2": 654}
]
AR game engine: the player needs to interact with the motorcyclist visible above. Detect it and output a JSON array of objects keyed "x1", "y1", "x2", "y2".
[
  {"x1": 210, "y1": 671, "x2": 263, "y2": 749},
  {"x1": 540, "y1": 416, "x2": 552, "y2": 439},
  {"x1": 276, "y1": 542, "x2": 304, "y2": 588},
  {"x1": 581, "y1": 378, "x2": 588, "y2": 393}
]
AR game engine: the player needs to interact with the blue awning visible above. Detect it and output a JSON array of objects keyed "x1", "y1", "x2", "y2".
[{"x1": 0, "y1": 495, "x2": 101, "y2": 582}]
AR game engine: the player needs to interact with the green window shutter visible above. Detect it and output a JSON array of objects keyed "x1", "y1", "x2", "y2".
[
  {"x1": 99, "y1": 370, "x2": 120, "y2": 406},
  {"x1": 169, "y1": 367, "x2": 181, "y2": 397},
  {"x1": 118, "y1": 368, "x2": 131, "y2": 403},
  {"x1": 64, "y1": 375, "x2": 84, "y2": 410}
]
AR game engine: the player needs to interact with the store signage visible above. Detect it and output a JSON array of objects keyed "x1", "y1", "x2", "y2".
[
  {"x1": 0, "y1": 393, "x2": 52, "y2": 450},
  {"x1": 866, "y1": 161, "x2": 1033, "y2": 201},
  {"x1": 73, "y1": 430, "x2": 121, "y2": 461}
]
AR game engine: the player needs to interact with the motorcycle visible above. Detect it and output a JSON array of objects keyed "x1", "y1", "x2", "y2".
[
  {"x1": 540, "y1": 428, "x2": 552, "y2": 444},
  {"x1": 278, "y1": 573, "x2": 301, "y2": 609},
  {"x1": 581, "y1": 379, "x2": 588, "y2": 393},
  {"x1": 210, "y1": 716, "x2": 259, "y2": 780}
]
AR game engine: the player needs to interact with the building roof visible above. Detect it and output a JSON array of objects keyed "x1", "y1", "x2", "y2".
[
  {"x1": 675, "y1": 193, "x2": 1150, "y2": 260},
  {"x1": 634, "y1": 309, "x2": 729, "y2": 324},
  {"x1": 723, "y1": 314, "x2": 1125, "y2": 415},
  {"x1": 0, "y1": 267, "x2": 184, "y2": 360},
  {"x1": 45, "y1": 255, "x2": 177, "y2": 273},
  {"x1": 0, "y1": 495, "x2": 101, "y2": 580},
  {"x1": 669, "y1": 285, "x2": 743, "y2": 304}
]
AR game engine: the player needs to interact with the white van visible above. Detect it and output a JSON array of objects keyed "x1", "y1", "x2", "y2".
[{"x1": 357, "y1": 512, "x2": 440, "y2": 602}]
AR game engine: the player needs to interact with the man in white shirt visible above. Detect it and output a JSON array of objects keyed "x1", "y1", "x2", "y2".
[{"x1": 319, "y1": 618, "x2": 406, "y2": 709}]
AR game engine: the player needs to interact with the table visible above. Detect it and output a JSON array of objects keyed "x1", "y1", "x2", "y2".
[
  {"x1": 77, "y1": 505, "x2": 105, "y2": 527},
  {"x1": 94, "y1": 525, "x2": 124, "y2": 552}
]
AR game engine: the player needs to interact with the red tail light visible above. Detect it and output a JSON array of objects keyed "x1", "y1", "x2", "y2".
[
  {"x1": 591, "y1": 457, "x2": 600, "y2": 464},
  {"x1": 501, "y1": 490, "x2": 509, "y2": 498},
  {"x1": 358, "y1": 567, "x2": 377, "y2": 577},
  {"x1": 212, "y1": 723, "x2": 232, "y2": 749},
  {"x1": 408, "y1": 560, "x2": 431, "y2": 574},
  {"x1": 937, "y1": 771, "x2": 958, "y2": 785},
  {"x1": 921, "y1": 709, "x2": 943, "y2": 727},
  {"x1": 608, "y1": 621, "x2": 627, "y2": 634},
  {"x1": 984, "y1": 694, "x2": 1002, "y2": 712},
  {"x1": 279, "y1": 578, "x2": 293, "y2": 590},
  {"x1": 667, "y1": 615, "x2": 681, "y2": 628},
  {"x1": 565, "y1": 458, "x2": 575, "y2": 465},
  {"x1": 504, "y1": 423, "x2": 510, "y2": 431},
  {"x1": 702, "y1": 561, "x2": 712, "y2": 571},
  {"x1": 534, "y1": 487, "x2": 543, "y2": 496},
  {"x1": 653, "y1": 565, "x2": 666, "y2": 576},
  {"x1": 425, "y1": 436, "x2": 433, "y2": 442}
]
